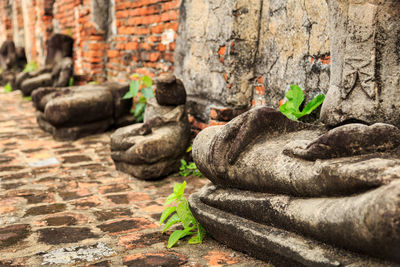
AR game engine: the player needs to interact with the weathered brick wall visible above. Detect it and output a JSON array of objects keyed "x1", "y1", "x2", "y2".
[
  {"x1": 107, "y1": 0, "x2": 180, "y2": 81},
  {"x1": 175, "y1": 0, "x2": 331, "y2": 131},
  {"x1": 53, "y1": 0, "x2": 108, "y2": 82},
  {"x1": 0, "y1": 1, "x2": 12, "y2": 44},
  {"x1": 0, "y1": 0, "x2": 180, "y2": 83}
]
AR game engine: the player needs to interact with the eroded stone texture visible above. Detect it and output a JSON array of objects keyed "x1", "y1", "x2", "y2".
[
  {"x1": 111, "y1": 75, "x2": 191, "y2": 180},
  {"x1": 31, "y1": 82, "x2": 132, "y2": 140},
  {"x1": 175, "y1": 0, "x2": 329, "y2": 121},
  {"x1": 256, "y1": 0, "x2": 330, "y2": 107},
  {"x1": 15, "y1": 34, "x2": 74, "y2": 96},
  {"x1": 191, "y1": 108, "x2": 400, "y2": 265},
  {"x1": 321, "y1": 0, "x2": 400, "y2": 127}
]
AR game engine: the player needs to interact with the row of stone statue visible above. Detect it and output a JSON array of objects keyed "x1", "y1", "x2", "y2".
[{"x1": 1, "y1": 34, "x2": 192, "y2": 181}]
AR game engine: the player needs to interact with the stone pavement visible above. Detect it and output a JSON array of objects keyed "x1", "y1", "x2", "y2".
[{"x1": 0, "y1": 90, "x2": 270, "y2": 267}]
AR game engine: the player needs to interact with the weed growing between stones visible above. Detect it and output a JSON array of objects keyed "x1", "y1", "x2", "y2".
[
  {"x1": 69, "y1": 77, "x2": 74, "y2": 86},
  {"x1": 160, "y1": 181, "x2": 206, "y2": 248},
  {"x1": 280, "y1": 84, "x2": 325, "y2": 121},
  {"x1": 23, "y1": 61, "x2": 38, "y2": 72},
  {"x1": 179, "y1": 159, "x2": 203, "y2": 177},
  {"x1": 122, "y1": 74, "x2": 154, "y2": 122},
  {"x1": 4, "y1": 82, "x2": 12, "y2": 92}
]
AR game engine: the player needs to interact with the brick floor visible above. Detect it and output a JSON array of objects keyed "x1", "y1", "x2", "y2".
[{"x1": 0, "y1": 90, "x2": 270, "y2": 266}]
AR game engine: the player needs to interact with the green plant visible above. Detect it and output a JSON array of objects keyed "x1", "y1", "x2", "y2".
[
  {"x1": 22, "y1": 96, "x2": 32, "y2": 101},
  {"x1": 4, "y1": 82, "x2": 12, "y2": 93},
  {"x1": 66, "y1": 28, "x2": 73, "y2": 37},
  {"x1": 179, "y1": 159, "x2": 203, "y2": 177},
  {"x1": 160, "y1": 181, "x2": 206, "y2": 248},
  {"x1": 68, "y1": 77, "x2": 74, "y2": 87},
  {"x1": 279, "y1": 84, "x2": 325, "y2": 121},
  {"x1": 23, "y1": 61, "x2": 38, "y2": 73},
  {"x1": 122, "y1": 74, "x2": 154, "y2": 122}
]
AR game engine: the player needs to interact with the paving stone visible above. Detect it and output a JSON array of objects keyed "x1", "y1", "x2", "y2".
[
  {"x1": 62, "y1": 155, "x2": 92, "y2": 164},
  {"x1": 24, "y1": 203, "x2": 66, "y2": 216},
  {"x1": 118, "y1": 232, "x2": 168, "y2": 250},
  {"x1": 93, "y1": 208, "x2": 132, "y2": 221},
  {"x1": 0, "y1": 224, "x2": 31, "y2": 249},
  {"x1": 43, "y1": 216, "x2": 77, "y2": 226},
  {"x1": 41, "y1": 242, "x2": 114, "y2": 264},
  {"x1": 123, "y1": 251, "x2": 187, "y2": 267},
  {"x1": 97, "y1": 218, "x2": 157, "y2": 234},
  {"x1": 38, "y1": 227, "x2": 97, "y2": 245}
]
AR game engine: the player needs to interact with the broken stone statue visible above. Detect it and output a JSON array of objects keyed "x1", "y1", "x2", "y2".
[
  {"x1": 0, "y1": 40, "x2": 27, "y2": 87},
  {"x1": 15, "y1": 34, "x2": 74, "y2": 96},
  {"x1": 190, "y1": 1, "x2": 400, "y2": 266},
  {"x1": 31, "y1": 82, "x2": 132, "y2": 140},
  {"x1": 110, "y1": 74, "x2": 191, "y2": 180}
]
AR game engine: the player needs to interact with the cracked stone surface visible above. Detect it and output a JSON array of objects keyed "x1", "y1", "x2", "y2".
[
  {"x1": 0, "y1": 90, "x2": 270, "y2": 266},
  {"x1": 175, "y1": 0, "x2": 329, "y2": 115}
]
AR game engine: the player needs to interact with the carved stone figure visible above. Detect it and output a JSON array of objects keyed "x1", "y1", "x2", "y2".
[
  {"x1": 0, "y1": 40, "x2": 27, "y2": 87},
  {"x1": 15, "y1": 34, "x2": 74, "y2": 96},
  {"x1": 321, "y1": 0, "x2": 400, "y2": 127},
  {"x1": 110, "y1": 74, "x2": 191, "y2": 180},
  {"x1": 189, "y1": 1, "x2": 400, "y2": 266},
  {"x1": 31, "y1": 82, "x2": 132, "y2": 140}
]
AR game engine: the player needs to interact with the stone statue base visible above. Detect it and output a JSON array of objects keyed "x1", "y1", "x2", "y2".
[
  {"x1": 32, "y1": 83, "x2": 132, "y2": 140},
  {"x1": 189, "y1": 184, "x2": 394, "y2": 266}
]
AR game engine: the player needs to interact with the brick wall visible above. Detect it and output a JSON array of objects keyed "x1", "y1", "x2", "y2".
[
  {"x1": 0, "y1": 0, "x2": 180, "y2": 83},
  {"x1": 0, "y1": 1, "x2": 12, "y2": 44},
  {"x1": 107, "y1": 0, "x2": 180, "y2": 81}
]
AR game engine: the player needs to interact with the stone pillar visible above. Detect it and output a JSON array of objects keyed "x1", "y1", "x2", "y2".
[{"x1": 320, "y1": 0, "x2": 400, "y2": 127}]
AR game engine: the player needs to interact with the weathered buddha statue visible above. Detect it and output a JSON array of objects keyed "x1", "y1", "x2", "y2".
[
  {"x1": 0, "y1": 40, "x2": 27, "y2": 87},
  {"x1": 110, "y1": 74, "x2": 190, "y2": 180},
  {"x1": 15, "y1": 34, "x2": 74, "y2": 96},
  {"x1": 189, "y1": 1, "x2": 400, "y2": 266}
]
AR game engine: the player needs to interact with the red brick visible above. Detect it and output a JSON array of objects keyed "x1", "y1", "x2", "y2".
[
  {"x1": 108, "y1": 50, "x2": 120, "y2": 58},
  {"x1": 126, "y1": 42, "x2": 138, "y2": 50}
]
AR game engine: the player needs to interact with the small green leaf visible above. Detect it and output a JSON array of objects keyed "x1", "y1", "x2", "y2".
[
  {"x1": 23, "y1": 96, "x2": 32, "y2": 101},
  {"x1": 167, "y1": 227, "x2": 195, "y2": 248},
  {"x1": 176, "y1": 200, "x2": 196, "y2": 228},
  {"x1": 141, "y1": 75, "x2": 153, "y2": 87},
  {"x1": 133, "y1": 102, "x2": 146, "y2": 117},
  {"x1": 188, "y1": 225, "x2": 206, "y2": 244},
  {"x1": 142, "y1": 87, "x2": 154, "y2": 100},
  {"x1": 122, "y1": 90, "x2": 134, "y2": 99},
  {"x1": 68, "y1": 77, "x2": 74, "y2": 86},
  {"x1": 173, "y1": 181, "x2": 186, "y2": 196},
  {"x1": 4, "y1": 82, "x2": 12, "y2": 93},
  {"x1": 23, "y1": 61, "x2": 38, "y2": 73},
  {"x1": 300, "y1": 94, "x2": 325, "y2": 116},
  {"x1": 162, "y1": 213, "x2": 181, "y2": 233},
  {"x1": 279, "y1": 84, "x2": 324, "y2": 120},
  {"x1": 136, "y1": 112, "x2": 144, "y2": 123},
  {"x1": 286, "y1": 85, "x2": 304, "y2": 110},
  {"x1": 186, "y1": 144, "x2": 192, "y2": 152},
  {"x1": 164, "y1": 192, "x2": 178, "y2": 206},
  {"x1": 130, "y1": 80, "x2": 140, "y2": 97},
  {"x1": 138, "y1": 95, "x2": 147, "y2": 103},
  {"x1": 130, "y1": 73, "x2": 140, "y2": 79},
  {"x1": 160, "y1": 206, "x2": 177, "y2": 224}
]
